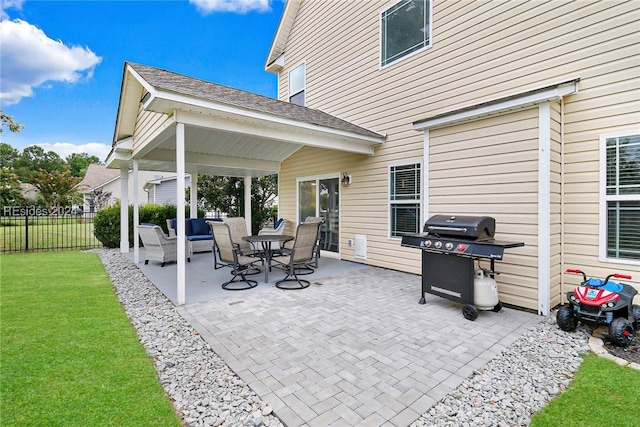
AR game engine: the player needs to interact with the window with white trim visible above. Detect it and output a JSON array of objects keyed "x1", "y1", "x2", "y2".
[
  {"x1": 288, "y1": 63, "x2": 305, "y2": 106},
  {"x1": 390, "y1": 163, "x2": 421, "y2": 237},
  {"x1": 381, "y1": 0, "x2": 431, "y2": 67},
  {"x1": 603, "y1": 133, "x2": 640, "y2": 261}
]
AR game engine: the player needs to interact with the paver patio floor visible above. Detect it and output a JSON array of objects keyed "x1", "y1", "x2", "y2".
[{"x1": 179, "y1": 265, "x2": 541, "y2": 426}]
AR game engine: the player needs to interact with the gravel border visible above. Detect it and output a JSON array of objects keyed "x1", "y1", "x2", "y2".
[{"x1": 96, "y1": 248, "x2": 594, "y2": 426}]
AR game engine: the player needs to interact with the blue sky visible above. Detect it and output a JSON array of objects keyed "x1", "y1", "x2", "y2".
[{"x1": 0, "y1": 0, "x2": 285, "y2": 161}]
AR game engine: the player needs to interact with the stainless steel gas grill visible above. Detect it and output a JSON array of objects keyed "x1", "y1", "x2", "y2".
[{"x1": 401, "y1": 215, "x2": 524, "y2": 320}]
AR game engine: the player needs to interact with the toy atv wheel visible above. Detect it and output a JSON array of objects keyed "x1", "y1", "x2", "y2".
[
  {"x1": 492, "y1": 302, "x2": 502, "y2": 312},
  {"x1": 462, "y1": 304, "x2": 479, "y2": 321},
  {"x1": 609, "y1": 317, "x2": 635, "y2": 347},
  {"x1": 556, "y1": 306, "x2": 578, "y2": 332},
  {"x1": 632, "y1": 305, "x2": 640, "y2": 331}
]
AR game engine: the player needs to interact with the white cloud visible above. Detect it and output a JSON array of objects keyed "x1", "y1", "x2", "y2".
[
  {"x1": 0, "y1": 19, "x2": 102, "y2": 106},
  {"x1": 32, "y1": 142, "x2": 112, "y2": 162},
  {"x1": 0, "y1": 0, "x2": 24, "y2": 20},
  {"x1": 189, "y1": 0, "x2": 271, "y2": 14}
]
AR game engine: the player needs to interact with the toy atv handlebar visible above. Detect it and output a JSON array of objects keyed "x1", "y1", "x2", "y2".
[{"x1": 566, "y1": 268, "x2": 632, "y2": 287}]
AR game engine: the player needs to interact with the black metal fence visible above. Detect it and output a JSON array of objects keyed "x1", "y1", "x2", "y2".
[{"x1": 0, "y1": 211, "x2": 103, "y2": 253}]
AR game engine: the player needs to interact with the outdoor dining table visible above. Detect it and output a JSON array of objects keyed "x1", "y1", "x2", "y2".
[{"x1": 242, "y1": 234, "x2": 294, "y2": 282}]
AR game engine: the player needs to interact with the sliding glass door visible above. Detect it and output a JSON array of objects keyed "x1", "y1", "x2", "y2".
[{"x1": 298, "y1": 175, "x2": 339, "y2": 254}]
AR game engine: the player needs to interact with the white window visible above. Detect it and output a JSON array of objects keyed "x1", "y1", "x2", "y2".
[
  {"x1": 381, "y1": 0, "x2": 431, "y2": 67},
  {"x1": 288, "y1": 63, "x2": 305, "y2": 106},
  {"x1": 390, "y1": 163, "x2": 421, "y2": 237},
  {"x1": 601, "y1": 132, "x2": 640, "y2": 262}
]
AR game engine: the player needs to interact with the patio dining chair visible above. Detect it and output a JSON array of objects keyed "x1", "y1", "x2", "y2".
[
  {"x1": 209, "y1": 222, "x2": 261, "y2": 290},
  {"x1": 270, "y1": 221, "x2": 322, "y2": 290},
  {"x1": 223, "y1": 217, "x2": 257, "y2": 255},
  {"x1": 138, "y1": 224, "x2": 191, "y2": 267}
]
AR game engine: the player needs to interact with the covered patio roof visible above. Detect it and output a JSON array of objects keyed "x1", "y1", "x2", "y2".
[
  {"x1": 106, "y1": 62, "x2": 385, "y2": 176},
  {"x1": 105, "y1": 62, "x2": 385, "y2": 305}
]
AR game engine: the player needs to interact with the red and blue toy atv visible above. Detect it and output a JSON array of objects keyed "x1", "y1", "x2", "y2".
[{"x1": 557, "y1": 269, "x2": 640, "y2": 347}]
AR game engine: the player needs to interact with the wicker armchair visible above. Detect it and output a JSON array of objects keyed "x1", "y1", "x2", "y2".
[
  {"x1": 138, "y1": 224, "x2": 191, "y2": 267},
  {"x1": 271, "y1": 221, "x2": 321, "y2": 289},
  {"x1": 209, "y1": 221, "x2": 260, "y2": 290}
]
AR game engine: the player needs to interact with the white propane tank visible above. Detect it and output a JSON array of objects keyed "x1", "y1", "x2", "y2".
[{"x1": 474, "y1": 268, "x2": 499, "y2": 310}]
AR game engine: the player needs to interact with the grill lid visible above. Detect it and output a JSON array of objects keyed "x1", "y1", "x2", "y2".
[{"x1": 424, "y1": 215, "x2": 495, "y2": 240}]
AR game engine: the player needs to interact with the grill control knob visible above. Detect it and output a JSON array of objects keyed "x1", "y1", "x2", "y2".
[
  {"x1": 445, "y1": 242, "x2": 453, "y2": 250},
  {"x1": 434, "y1": 241, "x2": 442, "y2": 249},
  {"x1": 424, "y1": 240, "x2": 432, "y2": 248}
]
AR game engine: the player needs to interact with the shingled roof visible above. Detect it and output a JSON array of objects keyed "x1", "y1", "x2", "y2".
[
  {"x1": 128, "y1": 62, "x2": 383, "y2": 140},
  {"x1": 76, "y1": 164, "x2": 119, "y2": 193}
]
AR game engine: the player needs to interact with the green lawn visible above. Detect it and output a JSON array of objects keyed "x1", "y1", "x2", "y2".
[
  {"x1": 0, "y1": 217, "x2": 102, "y2": 252},
  {"x1": 530, "y1": 354, "x2": 640, "y2": 426},
  {"x1": 0, "y1": 251, "x2": 181, "y2": 427}
]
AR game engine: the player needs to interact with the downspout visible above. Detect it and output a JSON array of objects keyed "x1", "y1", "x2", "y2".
[{"x1": 560, "y1": 97, "x2": 566, "y2": 305}]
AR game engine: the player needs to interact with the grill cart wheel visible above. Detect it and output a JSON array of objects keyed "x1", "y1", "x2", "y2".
[
  {"x1": 632, "y1": 305, "x2": 640, "y2": 331},
  {"x1": 556, "y1": 306, "x2": 578, "y2": 332},
  {"x1": 462, "y1": 304, "x2": 479, "y2": 321},
  {"x1": 492, "y1": 302, "x2": 502, "y2": 312},
  {"x1": 609, "y1": 317, "x2": 635, "y2": 347}
]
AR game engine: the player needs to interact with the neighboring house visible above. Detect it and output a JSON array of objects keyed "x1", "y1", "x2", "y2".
[
  {"x1": 263, "y1": 0, "x2": 639, "y2": 313},
  {"x1": 143, "y1": 174, "x2": 192, "y2": 205},
  {"x1": 20, "y1": 183, "x2": 39, "y2": 203},
  {"x1": 106, "y1": 0, "x2": 638, "y2": 311},
  {"x1": 76, "y1": 164, "x2": 158, "y2": 211}
]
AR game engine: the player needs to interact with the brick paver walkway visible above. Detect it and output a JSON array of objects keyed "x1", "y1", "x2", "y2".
[{"x1": 180, "y1": 266, "x2": 540, "y2": 426}]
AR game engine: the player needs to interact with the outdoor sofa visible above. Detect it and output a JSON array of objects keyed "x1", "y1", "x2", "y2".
[{"x1": 167, "y1": 218, "x2": 220, "y2": 253}]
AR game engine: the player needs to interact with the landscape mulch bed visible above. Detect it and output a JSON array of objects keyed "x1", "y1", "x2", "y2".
[{"x1": 604, "y1": 337, "x2": 640, "y2": 365}]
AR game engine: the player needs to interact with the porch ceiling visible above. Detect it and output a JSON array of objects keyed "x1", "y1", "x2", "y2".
[{"x1": 106, "y1": 62, "x2": 385, "y2": 177}]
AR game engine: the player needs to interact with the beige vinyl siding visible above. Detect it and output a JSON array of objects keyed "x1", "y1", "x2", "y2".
[
  {"x1": 133, "y1": 105, "x2": 172, "y2": 153},
  {"x1": 282, "y1": 1, "x2": 637, "y2": 131},
  {"x1": 276, "y1": 0, "x2": 640, "y2": 303},
  {"x1": 429, "y1": 109, "x2": 539, "y2": 311},
  {"x1": 280, "y1": 146, "x2": 423, "y2": 274}
]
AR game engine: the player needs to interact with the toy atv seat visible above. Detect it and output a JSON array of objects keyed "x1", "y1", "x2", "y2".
[{"x1": 557, "y1": 269, "x2": 639, "y2": 347}]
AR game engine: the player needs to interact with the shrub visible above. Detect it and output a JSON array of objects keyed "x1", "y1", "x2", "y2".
[
  {"x1": 93, "y1": 204, "x2": 128, "y2": 248},
  {"x1": 93, "y1": 204, "x2": 204, "y2": 248}
]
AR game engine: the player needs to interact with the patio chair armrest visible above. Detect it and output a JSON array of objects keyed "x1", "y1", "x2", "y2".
[{"x1": 258, "y1": 228, "x2": 280, "y2": 235}]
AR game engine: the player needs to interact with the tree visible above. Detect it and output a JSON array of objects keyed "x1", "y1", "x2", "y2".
[
  {"x1": 66, "y1": 152, "x2": 101, "y2": 177},
  {"x1": 197, "y1": 174, "x2": 278, "y2": 234},
  {"x1": 0, "y1": 167, "x2": 25, "y2": 207},
  {"x1": 86, "y1": 189, "x2": 112, "y2": 212},
  {"x1": 31, "y1": 168, "x2": 80, "y2": 215},
  {"x1": 0, "y1": 109, "x2": 24, "y2": 133},
  {"x1": 15, "y1": 146, "x2": 65, "y2": 184},
  {"x1": 250, "y1": 174, "x2": 278, "y2": 234},
  {"x1": 0, "y1": 143, "x2": 20, "y2": 168},
  {"x1": 0, "y1": 121, "x2": 24, "y2": 208}
]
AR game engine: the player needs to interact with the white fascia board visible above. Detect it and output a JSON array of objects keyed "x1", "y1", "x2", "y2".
[
  {"x1": 113, "y1": 137, "x2": 133, "y2": 153},
  {"x1": 413, "y1": 79, "x2": 579, "y2": 131},
  {"x1": 162, "y1": 95, "x2": 385, "y2": 146},
  {"x1": 126, "y1": 64, "x2": 158, "y2": 110},
  {"x1": 264, "y1": 0, "x2": 301, "y2": 72},
  {"x1": 105, "y1": 150, "x2": 132, "y2": 168},
  {"x1": 173, "y1": 109, "x2": 381, "y2": 155}
]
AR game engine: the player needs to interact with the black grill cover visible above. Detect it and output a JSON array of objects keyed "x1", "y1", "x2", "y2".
[{"x1": 423, "y1": 215, "x2": 495, "y2": 240}]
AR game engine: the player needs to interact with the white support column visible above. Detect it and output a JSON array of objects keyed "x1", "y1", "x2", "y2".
[
  {"x1": 176, "y1": 122, "x2": 187, "y2": 305},
  {"x1": 190, "y1": 173, "x2": 198, "y2": 219},
  {"x1": 244, "y1": 176, "x2": 252, "y2": 235},
  {"x1": 538, "y1": 103, "x2": 551, "y2": 316},
  {"x1": 133, "y1": 160, "x2": 140, "y2": 264},
  {"x1": 119, "y1": 167, "x2": 129, "y2": 253}
]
